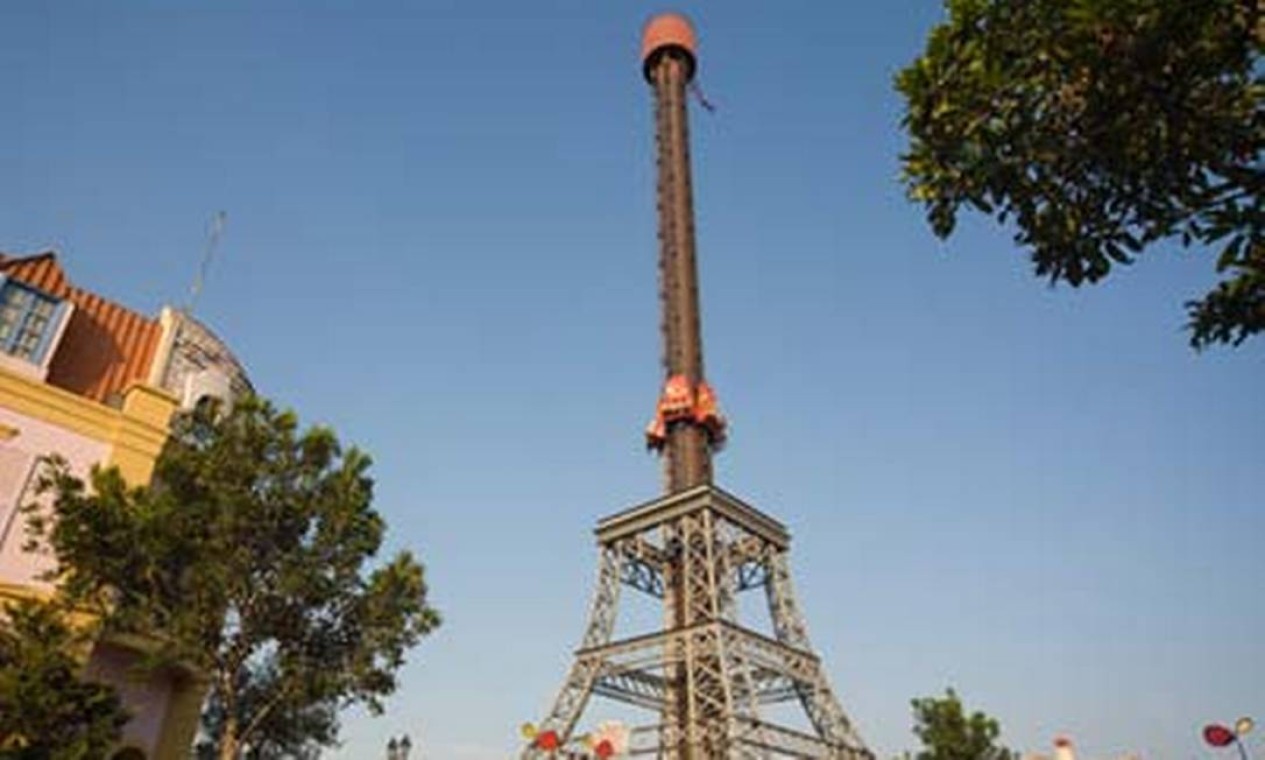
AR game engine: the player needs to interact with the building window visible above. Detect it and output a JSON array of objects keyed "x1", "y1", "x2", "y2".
[{"x1": 0, "y1": 280, "x2": 63, "y2": 363}]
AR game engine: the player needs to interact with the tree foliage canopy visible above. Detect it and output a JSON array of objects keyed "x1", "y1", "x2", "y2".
[
  {"x1": 0, "y1": 600, "x2": 128, "y2": 759},
  {"x1": 28, "y1": 395, "x2": 441, "y2": 759},
  {"x1": 909, "y1": 688, "x2": 1016, "y2": 760},
  {"x1": 897, "y1": 0, "x2": 1262, "y2": 348},
  {"x1": 196, "y1": 669, "x2": 338, "y2": 760}
]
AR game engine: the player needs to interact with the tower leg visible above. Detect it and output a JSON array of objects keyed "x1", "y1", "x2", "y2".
[
  {"x1": 765, "y1": 552, "x2": 866, "y2": 753},
  {"x1": 524, "y1": 546, "x2": 622, "y2": 757}
]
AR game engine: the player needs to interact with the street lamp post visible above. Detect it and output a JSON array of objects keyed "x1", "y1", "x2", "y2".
[
  {"x1": 1203, "y1": 718, "x2": 1253, "y2": 760},
  {"x1": 386, "y1": 734, "x2": 413, "y2": 760}
]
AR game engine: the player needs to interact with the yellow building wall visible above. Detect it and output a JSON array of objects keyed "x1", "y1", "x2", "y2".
[{"x1": 0, "y1": 369, "x2": 176, "y2": 483}]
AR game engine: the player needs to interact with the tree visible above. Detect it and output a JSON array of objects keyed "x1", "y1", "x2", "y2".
[
  {"x1": 897, "y1": 0, "x2": 1262, "y2": 348},
  {"x1": 908, "y1": 688, "x2": 1016, "y2": 760},
  {"x1": 27, "y1": 396, "x2": 441, "y2": 759},
  {"x1": 196, "y1": 673, "x2": 337, "y2": 760},
  {"x1": 0, "y1": 600, "x2": 128, "y2": 758}
]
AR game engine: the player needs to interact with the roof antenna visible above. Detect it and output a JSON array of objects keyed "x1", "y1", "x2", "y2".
[{"x1": 186, "y1": 211, "x2": 226, "y2": 315}]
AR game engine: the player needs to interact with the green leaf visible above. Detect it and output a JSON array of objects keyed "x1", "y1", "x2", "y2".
[{"x1": 1216, "y1": 236, "x2": 1244, "y2": 273}]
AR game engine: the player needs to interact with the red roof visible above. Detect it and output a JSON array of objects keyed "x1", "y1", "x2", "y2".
[{"x1": 0, "y1": 252, "x2": 162, "y2": 404}]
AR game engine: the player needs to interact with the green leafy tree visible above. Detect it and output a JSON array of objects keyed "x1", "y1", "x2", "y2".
[
  {"x1": 195, "y1": 666, "x2": 337, "y2": 760},
  {"x1": 27, "y1": 396, "x2": 441, "y2": 760},
  {"x1": 897, "y1": 0, "x2": 1262, "y2": 348},
  {"x1": 0, "y1": 600, "x2": 128, "y2": 758},
  {"x1": 908, "y1": 688, "x2": 1016, "y2": 760}
]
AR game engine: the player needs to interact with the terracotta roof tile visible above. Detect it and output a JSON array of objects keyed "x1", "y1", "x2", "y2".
[{"x1": 0, "y1": 252, "x2": 162, "y2": 404}]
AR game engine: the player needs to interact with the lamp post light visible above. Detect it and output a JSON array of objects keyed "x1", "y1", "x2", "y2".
[
  {"x1": 1203, "y1": 718, "x2": 1253, "y2": 760},
  {"x1": 386, "y1": 734, "x2": 413, "y2": 760}
]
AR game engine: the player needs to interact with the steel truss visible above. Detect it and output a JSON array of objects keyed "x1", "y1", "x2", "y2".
[{"x1": 523, "y1": 485, "x2": 872, "y2": 759}]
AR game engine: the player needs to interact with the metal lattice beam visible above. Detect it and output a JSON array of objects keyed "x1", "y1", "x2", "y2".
[{"x1": 523, "y1": 487, "x2": 873, "y2": 759}]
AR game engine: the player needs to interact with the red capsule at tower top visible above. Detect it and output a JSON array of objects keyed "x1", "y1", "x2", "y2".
[{"x1": 641, "y1": 13, "x2": 697, "y2": 82}]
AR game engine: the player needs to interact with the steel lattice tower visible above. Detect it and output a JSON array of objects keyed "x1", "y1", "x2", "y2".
[{"x1": 522, "y1": 15, "x2": 873, "y2": 759}]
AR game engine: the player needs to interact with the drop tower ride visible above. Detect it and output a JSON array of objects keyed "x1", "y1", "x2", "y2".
[{"x1": 521, "y1": 16, "x2": 873, "y2": 759}]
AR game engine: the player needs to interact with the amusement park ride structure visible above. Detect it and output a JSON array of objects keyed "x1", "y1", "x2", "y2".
[{"x1": 522, "y1": 15, "x2": 874, "y2": 759}]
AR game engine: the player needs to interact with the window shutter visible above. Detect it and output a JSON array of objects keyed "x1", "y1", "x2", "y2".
[{"x1": 33, "y1": 297, "x2": 70, "y2": 366}]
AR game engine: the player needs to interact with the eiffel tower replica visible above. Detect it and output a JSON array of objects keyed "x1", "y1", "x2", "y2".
[{"x1": 522, "y1": 14, "x2": 873, "y2": 759}]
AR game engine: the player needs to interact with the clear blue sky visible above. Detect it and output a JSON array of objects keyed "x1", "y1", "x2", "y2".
[{"x1": 3, "y1": 2, "x2": 1262, "y2": 758}]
